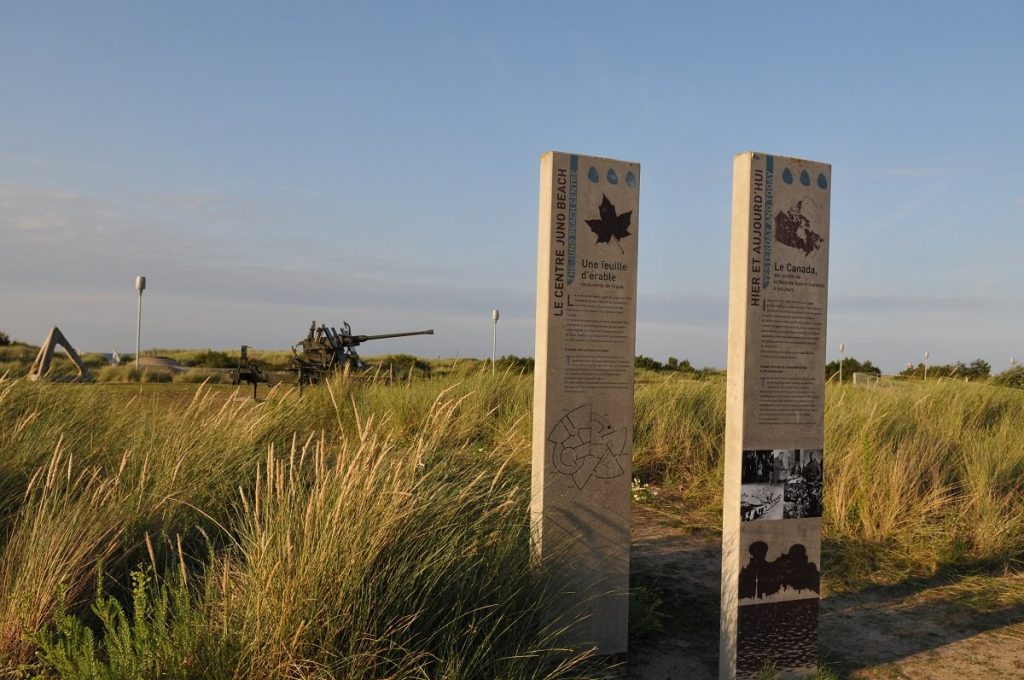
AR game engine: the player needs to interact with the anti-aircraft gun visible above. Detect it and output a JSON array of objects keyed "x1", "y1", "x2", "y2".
[{"x1": 290, "y1": 321, "x2": 434, "y2": 385}]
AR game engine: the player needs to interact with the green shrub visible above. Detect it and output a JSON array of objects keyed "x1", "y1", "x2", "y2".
[
  {"x1": 994, "y1": 365, "x2": 1024, "y2": 390},
  {"x1": 825, "y1": 356, "x2": 880, "y2": 380},
  {"x1": 36, "y1": 566, "x2": 237, "y2": 680},
  {"x1": 498, "y1": 354, "x2": 535, "y2": 372},
  {"x1": 368, "y1": 353, "x2": 431, "y2": 379},
  {"x1": 628, "y1": 586, "x2": 666, "y2": 641},
  {"x1": 182, "y1": 350, "x2": 236, "y2": 369},
  {"x1": 172, "y1": 368, "x2": 233, "y2": 384}
]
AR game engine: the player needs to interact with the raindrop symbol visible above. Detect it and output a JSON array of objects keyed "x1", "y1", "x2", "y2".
[
  {"x1": 606, "y1": 168, "x2": 619, "y2": 184},
  {"x1": 817, "y1": 173, "x2": 828, "y2": 189},
  {"x1": 587, "y1": 166, "x2": 599, "y2": 183},
  {"x1": 625, "y1": 171, "x2": 636, "y2": 187},
  {"x1": 782, "y1": 168, "x2": 794, "y2": 184},
  {"x1": 800, "y1": 170, "x2": 811, "y2": 186}
]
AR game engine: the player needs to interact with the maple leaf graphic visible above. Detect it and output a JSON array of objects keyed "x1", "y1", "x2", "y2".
[{"x1": 586, "y1": 194, "x2": 632, "y2": 253}]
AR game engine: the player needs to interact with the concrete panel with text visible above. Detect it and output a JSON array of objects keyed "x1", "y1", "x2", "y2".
[
  {"x1": 531, "y1": 151, "x2": 640, "y2": 655},
  {"x1": 720, "y1": 152, "x2": 831, "y2": 679}
]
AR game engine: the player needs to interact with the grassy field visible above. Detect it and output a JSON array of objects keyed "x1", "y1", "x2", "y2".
[{"x1": 0, "y1": 368, "x2": 1021, "y2": 678}]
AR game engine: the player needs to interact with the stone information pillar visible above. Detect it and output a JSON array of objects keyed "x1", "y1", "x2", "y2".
[
  {"x1": 719, "y1": 152, "x2": 831, "y2": 679},
  {"x1": 532, "y1": 151, "x2": 640, "y2": 654}
]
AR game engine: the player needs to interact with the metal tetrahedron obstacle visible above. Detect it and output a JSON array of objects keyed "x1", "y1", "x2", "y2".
[{"x1": 28, "y1": 326, "x2": 94, "y2": 382}]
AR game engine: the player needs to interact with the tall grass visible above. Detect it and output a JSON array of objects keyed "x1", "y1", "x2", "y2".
[
  {"x1": 630, "y1": 377, "x2": 1024, "y2": 587},
  {"x1": 0, "y1": 374, "x2": 588, "y2": 677},
  {"x1": 0, "y1": 371, "x2": 1022, "y2": 676},
  {"x1": 823, "y1": 382, "x2": 1024, "y2": 586}
]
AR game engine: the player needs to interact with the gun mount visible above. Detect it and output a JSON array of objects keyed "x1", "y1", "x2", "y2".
[
  {"x1": 291, "y1": 321, "x2": 434, "y2": 385},
  {"x1": 230, "y1": 345, "x2": 270, "y2": 399}
]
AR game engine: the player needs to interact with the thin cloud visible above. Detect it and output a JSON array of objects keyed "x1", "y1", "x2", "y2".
[
  {"x1": 0, "y1": 182, "x2": 534, "y2": 355},
  {"x1": 151, "y1": 192, "x2": 227, "y2": 212},
  {"x1": 831, "y1": 293, "x2": 1014, "y2": 315},
  {"x1": 0, "y1": 152, "x2": 117, "y2": 172},
  {"x1": 875, "y1": 166, "x2": 940, "y2": 178},
  {"x1": 0, "y1": 185, "x2": 99, "y2": 234}
]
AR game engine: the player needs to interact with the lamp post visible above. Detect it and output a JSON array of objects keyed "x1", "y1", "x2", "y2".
[
  {"x1": 491, "y1": 309, "x2": 500, "y2": 373},
  {"x1": 924, "y1": 351, "x2": 930, "y2": 381},
  {"x1": 135, "y1": 276, "x2": 146, "y2": 370},
  {"x1": 838, "y1": 343, "x2": 845, "y2": 385}
]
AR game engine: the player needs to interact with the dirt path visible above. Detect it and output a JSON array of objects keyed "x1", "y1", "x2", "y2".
[{"x1": 627, "y1": 505, "x2": 1024, "y2": 679}]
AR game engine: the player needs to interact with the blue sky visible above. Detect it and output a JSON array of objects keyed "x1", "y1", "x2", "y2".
[{"x1": 2, "y1": 2, "x2": 1022, "y2": 372}]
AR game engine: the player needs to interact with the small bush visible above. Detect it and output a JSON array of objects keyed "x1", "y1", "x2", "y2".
[
  {"x1": 993, "y1": 365, "x2": 1024, "y2": 390},
  {"x1": 173, "y1": 368, "x2": 233, "y2": 384},
  {"x1": 498, "y1": 354, "x2": 535, "y2": 372},
  {"x1": 35, "y1": 567, "x2": 233, "y2": 680},
  {"x1": 370, "y1": 353, "x2": 431, "y2": 379},
  {"x1": 94, "y1": 366, "x2": 174, "y2": 383},
  {"x1": 183, "y1": 350, "x2": 236, "y2": 369},
  {"x1": 628, "y1": 586, "x2": 666, "y2": 641}
]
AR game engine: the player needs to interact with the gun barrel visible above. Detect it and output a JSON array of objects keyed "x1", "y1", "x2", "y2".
[{"x1": 356, "y1": 329, "x2": 434, "y2": 342}]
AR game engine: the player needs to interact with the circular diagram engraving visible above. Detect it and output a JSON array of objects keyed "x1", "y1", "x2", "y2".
[{"x1": 547, "y1": 404, "x2": 628, "y2": 490}]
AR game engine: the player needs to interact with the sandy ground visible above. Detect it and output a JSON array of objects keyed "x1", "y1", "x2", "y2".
[{"x1": 627, "y1": 505, "x2": 1024, "y2": 679}]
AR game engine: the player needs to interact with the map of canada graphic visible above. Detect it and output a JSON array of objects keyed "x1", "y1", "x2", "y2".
[
  {"x1": 774, "y1": 200, "x2": 823, "y2": 255},
  {"x1": 548, "y1": 404, "x2": 628, "y2": 490}
]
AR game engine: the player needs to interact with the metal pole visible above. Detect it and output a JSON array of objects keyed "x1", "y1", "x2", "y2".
[
  {"x1": 839, "y1": 343, "x2": 845, "y2": 385},
  {"x1": 924, "y1": 351, "x2": 929, "y2": 381},
  {"x1": 135, "y1": 276, "x2": 146, "y2": 370},
  {"x1": 491, "y1": 309, "x2": 499, "y2": 373}
]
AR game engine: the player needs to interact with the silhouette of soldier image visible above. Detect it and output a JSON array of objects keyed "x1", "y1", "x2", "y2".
[
  {"x1": 739, "y1": 541, "x2": 820, "y2": 602},
  {"x1": 738, "y1": 541, "x2": 775, "y2": 600},
  {"x1": 776, "y1": 543, "x2": 820, "y2": 595}
]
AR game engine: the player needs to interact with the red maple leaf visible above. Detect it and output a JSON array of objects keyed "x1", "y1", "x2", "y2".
[{"x1": 586, "y1": 194, "x2": 632, "y2": 252}]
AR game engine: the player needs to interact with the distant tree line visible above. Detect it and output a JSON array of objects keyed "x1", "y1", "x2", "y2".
[
  {"x1": 497, "y1": 355, "x2": 535, "y2": 371},
  {"x1": 826, "y1": 356, "x2": 880, "y2": 380},
  {"x1": 488, "y1": 355, "x2": 722, "y2": 378},
  {"x1": 899, "y1": 359, "x2": 991, "y2": 381},
  {"x1": 635, "y1": 355, "x2": 721, "y2": 379}
]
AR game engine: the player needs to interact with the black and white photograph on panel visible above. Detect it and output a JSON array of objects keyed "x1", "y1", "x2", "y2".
[
  {"x1": 737, "y1": 518, "x2": 821, "y2": 605},
  {"x1": 783, "y1": 449, "x2": 823, "y2": 519},
  {"x1": 740, "y1": 449, "x2": 785, "y2": 521},
  {"x1": 740, "y1": 449, "x2": 822, "y2": 521}
]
